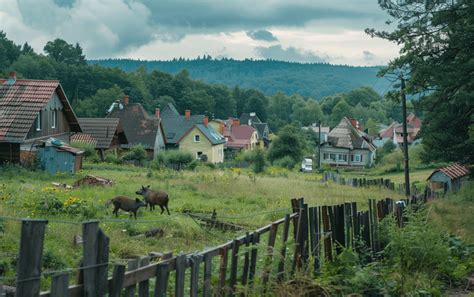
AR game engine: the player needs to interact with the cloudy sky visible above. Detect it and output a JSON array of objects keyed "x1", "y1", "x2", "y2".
[{"x1": 0, "y1": 0, "x2": 400, "y2": 66}]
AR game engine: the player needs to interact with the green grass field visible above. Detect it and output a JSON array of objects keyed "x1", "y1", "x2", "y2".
[{"x1": 0, "y1": 163, "x2": 405, "y2": 283}]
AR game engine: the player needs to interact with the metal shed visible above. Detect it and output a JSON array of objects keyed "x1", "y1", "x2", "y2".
[
  {"x1": 427, "y1": 163, "x2": 470, "y2": 193},
  {"x1": 38, "y1": 138, "x2": 84, "y2": 175}
]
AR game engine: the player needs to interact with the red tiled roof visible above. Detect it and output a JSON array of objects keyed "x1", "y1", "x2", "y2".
[
  {"x1": 71, "y1": 133, "x2": 98, "y2": 146},
  {"x1": 231, "y1": 125, "x2": 255, "y2": 140},
  {"x1": 407, "y1": 113, "x2": 422, "y2": 129},
  {"x1": 427, "y1": 163, "x2": 470, "y2": 180},
  {"x1": 0, "y1": 78, "x2": 81, "y2": 142}
]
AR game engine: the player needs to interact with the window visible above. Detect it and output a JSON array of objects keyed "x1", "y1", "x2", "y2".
[
  {"x1": 352, "y1": 154, "x2": 362, "y2": 162},
  {"x1": 338, "y1": 154, "x2": 347, "y2": 162},
  {"x1": 330, "y1": 153, "x2": 336, "y2": 161},
  {"x1": 323, "y1": 153, "x2": 328, "y2": 160},
  {"x1": 35, "y1": 111, "x2": 42, "y2": 131},
  {"x1": 51, "y1": 110, "x2": 57, "y2": 129},
  {"x1": 218, "y1": 149, "x2": 223, "y2": 157},
  {"x1": 196, "y1": 151, "x2": 203, "y2": 159},
  {"x1": 194, "y1": 135, "x2": 200, "y2": 142}
]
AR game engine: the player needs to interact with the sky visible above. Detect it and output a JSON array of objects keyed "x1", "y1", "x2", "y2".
[{"x1": 0, "y1": 0, "x2": 400, "y2": 66}]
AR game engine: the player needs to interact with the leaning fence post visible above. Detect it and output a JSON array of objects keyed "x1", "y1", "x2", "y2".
[
  {"x1": 109, "y1": 264, "x2": 126, "y2": 297},
  {"x1": 138, "y1": 256, "x2": 151, "y2": 297},
  {"x1": 16, "y1": 219, "x2": 48, "y2": 297}
]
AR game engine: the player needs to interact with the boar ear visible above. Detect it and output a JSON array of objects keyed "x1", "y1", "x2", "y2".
[{"x1": 147, "y1": 185, "x2": 150, "y2": 188}]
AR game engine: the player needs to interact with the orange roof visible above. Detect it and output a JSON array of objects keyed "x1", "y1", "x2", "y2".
[{"x1": 427, "y1": 163, "x2": 470, "y2": 180}]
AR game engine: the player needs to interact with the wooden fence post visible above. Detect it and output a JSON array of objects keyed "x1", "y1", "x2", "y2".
[
  {"x1": 190, "y1": 254, "x2": 202, "y2": 297},
  {"x1": 154, "y1": 262, "x2": 169, "y2": 297},
  {"x1": 16, "y1": 219, "x2": 48, "y2": 297},
  {"x1": 50, "y1": 273, "x2": 69, "y2": 297},
  {"x1": 203, "y1": 253, "x2": 213, "y2": 297},
  {"x1": 248, "y1": 233, "x2": 260, "y2": 285},
  {"x1": 124, "y1": 258, "x2": 139, "y2": 297},
  {"x1": 82, "y1": 221, "x2": 109, "y2": 297},
  {"x1": 262, "y1": 223, "x2": 278, "y2": 289},
  {"x1": 277, "y1": 214, "x2": 290, "y2": 281},
  {"x1": 175, "y1": 254, "x2": 186, "y2": 297},
  {"x1": 109, "y1": 264, "x2": 126, "y2": 297},
  {"x1": 218, "y1": 248, "x2": 228, "y2": 295},
  {"x1": 229, "y1": 239, "x2": 240, "y2": 294},
  {"x1": 240, "y1": 232, "x2": 251, "y2": 289},
  {"x1": 322, "y1": 206, "x2": 332, "y2": 262},
  {"x1": 309, "y1": 207, "x2": 321, "y2": 273},
  {"x1": 138, "y1": 256, "x2": 151, "y2": 297}
]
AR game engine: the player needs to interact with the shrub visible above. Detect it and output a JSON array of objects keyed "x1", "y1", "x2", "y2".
[
  {"x1": 122, "y1": 144, "x2": 147, "y2": 162},
  {"x1": 273, "y1": 156, "x2": 296, "y2": 170},
  {"x1": 105, "y1": 153, "x2": 122, "y2": 164},
  {"x1": 154, "y1": 150, "x2": 194, "y2": 167},
  {"x1": 71, "y1": 142, "x2": 96, "y2": 158}
]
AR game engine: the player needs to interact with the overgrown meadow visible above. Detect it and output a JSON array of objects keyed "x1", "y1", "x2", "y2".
[{"x1": 0, "y1": 163, "x2": 403, "y2": 286}]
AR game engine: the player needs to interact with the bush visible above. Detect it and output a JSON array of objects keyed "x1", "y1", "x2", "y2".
[
  {"x1": 71, "y1": 142, "x2": 96, "y2": 158},
  {"x1": 234, "y1": 149, "x2": 267, "y2": 173},
  {"x1": 122, "y1": 145, "x2": 147, "y2": 162},
  {"x1": 273, "y1": 156, "x2": 297, "y2": 170},
  {"x1": 104, "y1": 153, "x2": 122, "y2": 164},
  {"x1": 154, "y1": 150, "x2": 194, "y2": 168}
]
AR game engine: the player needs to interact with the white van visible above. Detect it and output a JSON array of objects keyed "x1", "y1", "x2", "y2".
[{"x1": 301, "y1": 158, "x2": 313, "y2": 173}]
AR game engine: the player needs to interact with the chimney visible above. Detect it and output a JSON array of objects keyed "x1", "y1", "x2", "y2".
[
  {"x1": 123, "y1": 95, "x2": 129, "y2": 106},
  {"x1": 219, "y1": 122, "x2": 225, "y2": 134},
  {"x1": 185, "y1": 110, "x2": 191, "y2": 120},
  {"x1": 203, "y1": 116, "x2": 208, "y2": 127},
  {"x1": 6, "y1": 71, "x2": 17, "y2": 85},
  {"x1": 155, "y1": 108, "x2": 160, "y2": 118},
  {"x1": 232, "y1": 118, "x2": 240, "y2": 126},
  {"x1": 349, "y1": 118, "x2": 361, "y2": 131}
]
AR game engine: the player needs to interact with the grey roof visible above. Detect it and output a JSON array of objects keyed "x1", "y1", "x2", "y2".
[
  {"x1": 194, "y1": 124, "x2": 225, "y2": 145},
  {"x1": 161, "y1": 103, "x2": 180, "y2": 117},
  {"x1": 161, "y1": 114, "x2": 205, "y2": 144},
  {"x1": 253, "y1": 122, "x2": 269, "y2": 139},
  {"x1": 326, "y1": 117, "x2": 376, "y2": 151},
  {"x1": 239, "y1": 113, "x2": 262, "y2": 126},
  {"x1": 106, "y1": 103, "x2": 161, "y2": 150},
  {"x1": 76, "y1": 118, "x2": 127, "y2": 149}
]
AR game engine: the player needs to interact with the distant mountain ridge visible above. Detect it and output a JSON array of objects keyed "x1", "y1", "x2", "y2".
[{"x1": 88, "y1": 58, "x2": 390, "y2": 99}]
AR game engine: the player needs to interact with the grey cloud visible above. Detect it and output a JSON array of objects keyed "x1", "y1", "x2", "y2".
[
  {"x1": 255, "y1": 45, "x2": 328, "y2": 63},
  {"x1": 6, "y1": 0, "x2": 388, "y2": 58},
  {"x1": 363, "y1": 50, "x2": 375, "y2": 61},
  {"x1": 246, "y1": 30, "x2": 278, "y2": 42}
]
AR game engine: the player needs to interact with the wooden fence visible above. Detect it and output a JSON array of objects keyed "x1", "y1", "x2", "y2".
[
  {"x1": 2, "y1": 195, "x2": 427, "y2": 297},
  {"x1": 321, "y1": 171, "x2": 436, "y2": 197}
]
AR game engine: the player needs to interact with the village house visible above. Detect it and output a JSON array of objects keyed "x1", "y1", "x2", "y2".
[
  {"x1": 320, "y1": 117, "x2": 376, "y2": 168},
  {"x1": 302, "y1": 123, "x2": 331, "y2": 143},
  {"x1": 223, "y1": 118, "x2": 259, "y2": 152},
  {"x1": 427, "y1": 163, "x2": 470, "y2": 193},
  {"x1": 239, "y1": 112, "x2": 271, "y2": 148},
  {"x1": 160, "y1": 104, "x2": 225, "y2": 163},
  {"x1": 375, "y1": 113, "x2": 422, "y2": 148},
  {"x1": 71, "y1": 118, "x2": 128, "y2": 161},
  {"x1": 0, "y1": 72, "x2": 82, "y2": 164},
  {"x1": 106, "y1": 96, "x2": 165, "y2": 158}
]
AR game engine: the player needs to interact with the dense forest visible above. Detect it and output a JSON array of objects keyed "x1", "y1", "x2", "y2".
[
  {"x1": 0, "y1": 31, "x2": 406, "y2": 133},
  {"x1": 89, "y1": 58, "x2": 392, "y2": 98}
]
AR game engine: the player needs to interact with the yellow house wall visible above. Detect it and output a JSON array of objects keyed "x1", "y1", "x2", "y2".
[{"x1": 179, "y1": 127, "x2": 224, "y2": 163}]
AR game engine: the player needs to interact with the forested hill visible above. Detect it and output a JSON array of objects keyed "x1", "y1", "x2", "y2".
[{"x1": 88, "y1": 58, "x2": 390, "y2": 99}]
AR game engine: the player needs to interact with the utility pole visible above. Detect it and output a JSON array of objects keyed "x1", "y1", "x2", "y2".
[
  {"x1": 318, "y1": 120, "x2": 322, "y2": 170},
  {"x1": 400, "y1": 75, "x2": 410, "y2": 197}
]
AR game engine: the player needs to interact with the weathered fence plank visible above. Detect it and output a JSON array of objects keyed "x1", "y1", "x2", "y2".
[
  {"x1": 175, "y1": 254, "x2": 186, "y2": 297},
  {"x1": 50, "y1": 273, "x2": 69, "y2": 297},
  {"x1": 109, "y1": 264, "x2": 126, "y2": 297},
  {"x1": 229, "y1": 239, "x2": 240, "y2": 294},
  {"x1": 124, "y1": 258, "x2": 139, "y2": 297},
  {"x1": 138, "y1": 256, "x2": 150, "y2": 297},
  {"x1": 203, "y1": 253, "x2": 212, "y2": 297},
  {"x1": 190, "y1": 254, "x2": 202, "y2": 297},
  {"x1": 154, "y1": 262, "x2": 169, "y2": 297},
  {"x1": 277, "y1": 214, "x2": 291, "y2": 281},
  {"x1": 16, "y1": 219, "x2": 48, "y2": 297},
  {"x1": 218, "y1": 247, "x2": 229, "y2": 295}
]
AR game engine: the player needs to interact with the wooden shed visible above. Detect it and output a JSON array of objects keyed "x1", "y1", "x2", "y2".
[
  {"x1": 38, "y1": 138, "x2": 84, "y2": 175},
  {"x1": 427, "y1": 163, "x2": 470, "y2": 193}
]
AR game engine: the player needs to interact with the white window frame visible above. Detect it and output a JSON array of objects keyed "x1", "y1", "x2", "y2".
[
  {"x1": 354, "y1": 154, "x2": 362, "y2": 162},
  {"x1": 196, "y1": 151, "x2": 203, "y2": 159},
  {"x1": 36, "y1": 111, "x2": 42, "y2": 131},
  {"x1": 51, "y1": 110, "x2": 57, "y2": 129},
  {"x1": 338, "y1": 154, "x2": 347, "y2": 162},
  {"x1": 194, "y1": 134, "x2": 200, "y2": 142}
]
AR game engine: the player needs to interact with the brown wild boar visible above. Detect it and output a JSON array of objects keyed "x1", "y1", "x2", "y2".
[
  {"x1": 135, "y1": 185, "x2": 170, "y2": 215},
  {"x1": 106, "y1": 196, "x2": 146, "y2": 219}
]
